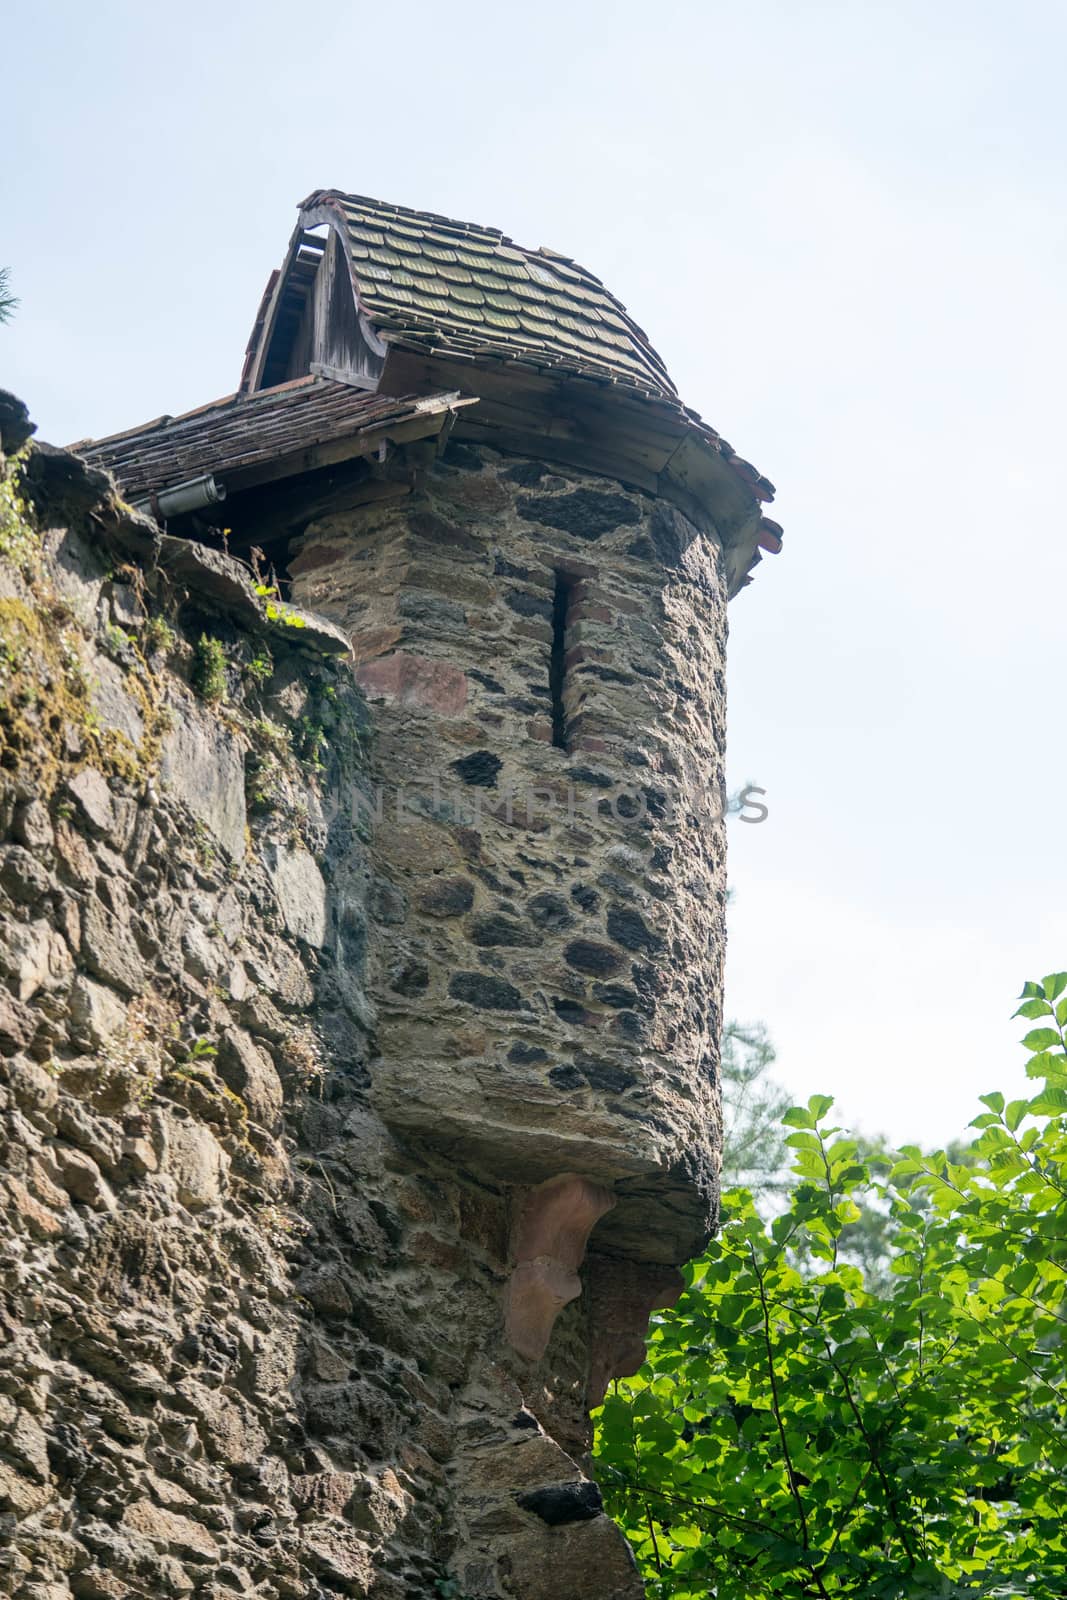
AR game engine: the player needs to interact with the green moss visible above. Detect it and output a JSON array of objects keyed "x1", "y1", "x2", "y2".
[
  {"x1": 250, "y1": 714, "x2": 289, "y2": 756},
  {"x1": 0, "y1": 586, "x2": 171, "y2": 798},
  {"x1": 193, "y1": 633, "x2": 227, "y2": 703}
]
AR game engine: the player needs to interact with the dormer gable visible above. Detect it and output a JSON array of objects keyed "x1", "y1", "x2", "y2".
[{"x1": 241, "y1": 217, "x2": 387, "y2": 394}]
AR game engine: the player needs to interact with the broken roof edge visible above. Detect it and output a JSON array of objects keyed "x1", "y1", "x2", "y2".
[
  {"x1": 74, "y1": 378, "x2": 475, "y2": 503},
  {"x1": 380, "y1": 340, "x2": 780, "y2": 596}
]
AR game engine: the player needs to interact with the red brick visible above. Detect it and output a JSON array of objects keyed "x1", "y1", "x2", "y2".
[{"x1": 355, "y1": 652, "x2": 468, "y2": 715}]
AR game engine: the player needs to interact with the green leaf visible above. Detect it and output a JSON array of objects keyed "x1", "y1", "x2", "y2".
[
  {"x1": 782, "y1": 1106, "x2": 815, "y2": 1129},
  {"x1": 979, "y1": 1091, "x2": 1005, "y2": 1113},
  {"x1": 808, "y1": 1093, "x2": 835, "y2": 1121},
  {"x1": 783, "y1": 1130, "x2": 822, "y2": 1152},
  {"x1": 1042, "y1": 972, "x2": 1067, "y2": 1001},
  {"x1": 1016, "y1": 998, "x2": 1054, "y2": 1020},
  {"x1": 1005, "y1": 1099, "x2": 1029, "y2": 1131},
  {"x1": 1022, "y1": 1028, "x2": 1063, "y2": 1052},
  {"x1": 1029, "y1": 1084, "x2": 1067, "y2": 1115}
]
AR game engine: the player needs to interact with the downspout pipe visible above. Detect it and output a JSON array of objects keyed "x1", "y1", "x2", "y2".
[{"x1": 133, "y1": 474, "x2": 226, "y2": 520}]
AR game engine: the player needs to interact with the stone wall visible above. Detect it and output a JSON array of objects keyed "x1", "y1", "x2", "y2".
[
  {"x1": 288, "y1": 442, "x2": 729, "y2": 1270},
  {"x1": 0, "y1": 399, "x2": 728, "y2": 1600}
]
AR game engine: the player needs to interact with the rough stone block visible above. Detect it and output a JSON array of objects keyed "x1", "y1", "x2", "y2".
[
  {"x1": 120, "y1": 1501, "x2": 220, "y2": 1562},
  {"x1": 65, "y1": 767, "x2": 115, "y2": 836},
  {"x1": 4, "y1": 917, "x2": 73, "y2": 1000},
  {"x1": 70, "y1": 975, "x2": 127, "y2": 1048},
  {"x1": 53, "y1": 1145, "x2": 116, "y2": 1212},
  {"x1": 81, "y1": 899, "x2": 145, "y2": 997},
  {"x1": 0, "y1": 844, "x2": 56, "y2": 903},
  {"x1": 0, "y1": 989, "x2": 38, "y2": 1053},
  {"x1": 159, "y1": 1112, "x2": 229, "y2": 1210},
  {"x1": 160, "y1": 707, "x2": 246, "y2": 859},
  {"x1": 218, "y1": 1028, "x2": 283, "y2": 1129},
  {"x1": 89, "y1": 654, "x2": 144, "y2": 747},
  {"x1": 262, "y1": 843, "x2": 327, "y2": 947}
]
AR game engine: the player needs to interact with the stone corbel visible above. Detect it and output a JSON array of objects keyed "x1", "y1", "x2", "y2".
[{"x1": 504, "y1": 1174, "x2": 616, "y2": 1362}]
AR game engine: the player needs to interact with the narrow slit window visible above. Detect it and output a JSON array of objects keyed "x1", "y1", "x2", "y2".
[{"x1": 550, "y1": 571, "x2": 574, "y2": 750}]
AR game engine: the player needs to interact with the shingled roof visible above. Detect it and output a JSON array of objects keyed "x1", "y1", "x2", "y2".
[
  {"x1": 76, "y1": 378, "x2": 470, "y2": 501},
  {"x1": 78, "y1": 190, "x2": 780, "y2": 594},
  {"x1": 243, "y1": 189, "x2": 678, "y2": 402}
]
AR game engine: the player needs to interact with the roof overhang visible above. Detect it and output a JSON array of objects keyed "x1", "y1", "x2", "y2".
[
  {"x1": 381, "y1": 343, "x2": 782, "y2": 595},
  {"x1": 232, "y1": 191, "x2": 781, "y2": 595},
  {"x1": 75, "y1": 377, "x2": 474, "y2": 506}
]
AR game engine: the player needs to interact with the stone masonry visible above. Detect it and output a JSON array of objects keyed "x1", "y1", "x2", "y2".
[
  {"x1": 0, "y1": 398, "x2": 731, "y2": 1600},
  {"x1": 0, "y1": 186, "x2": 777, "y2": 1600},
  {"x1": 288, "y1": 442, "x2": 729, "y2": 1274}
]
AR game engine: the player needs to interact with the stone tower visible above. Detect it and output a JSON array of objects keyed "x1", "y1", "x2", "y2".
[{"x1": 1, "y1": 193, "x2": 780, "y2": 1600}]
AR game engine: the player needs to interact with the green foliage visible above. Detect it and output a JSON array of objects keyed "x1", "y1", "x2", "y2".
[
  {"x1": 253, "y1": 579, "x2": 307, "y2": 630},
  {"x1": 243, "y1": 648, "x2": 273, "y2": 687},
  {"x1": 143, "y1": 615, "x2": 176, "y2": 657},
  {"x1": 102, "y1": 621, "x2": 135, "y2": 661},
  {"x1": 0, "y1": 453, "x2": 39, "y2": 571},
  {"x1": 192, "y1": 633, "x2": 227, "y2": 703},
  {"x1": 298, "y1": 716, "x2": 327, "y2": 771},
  {"x1": 0, "y1": 267, "x2": 17, "y2": 325},
  {"x1": 184, "y1": 1037, "x2": 217, "y2": 1062},
  {"x1": 720, "y1": 1020, "x2": 792, "y2": 1198},
  {"x1": 594, "y1": 973, "x2": 1067, "y2": 1599}
]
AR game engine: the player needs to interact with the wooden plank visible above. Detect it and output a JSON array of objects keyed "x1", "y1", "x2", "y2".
[
  {"x1": 309, "y1": 362, "x2": 380, "y2": 391},
  {"x1": 222, "y1": 409, "x2": 453, "y2": 493}
]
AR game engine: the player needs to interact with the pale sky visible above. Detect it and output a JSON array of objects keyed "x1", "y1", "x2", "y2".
[{"x1": 4, "y1": 0, "x2": 1065, "y2": 1146}]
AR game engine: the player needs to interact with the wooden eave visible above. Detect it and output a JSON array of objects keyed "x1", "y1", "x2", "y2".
[
  {"x1": 77, "y1": 379, "x2": 475, "y2": 505},
  {"x1": 381, "y1": 344, "x2": 777, "y2": 596}
]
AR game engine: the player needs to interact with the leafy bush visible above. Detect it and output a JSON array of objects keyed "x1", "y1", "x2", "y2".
[{"x1": 594, "y1": 974, "x2": 1067, "y2": 1599}]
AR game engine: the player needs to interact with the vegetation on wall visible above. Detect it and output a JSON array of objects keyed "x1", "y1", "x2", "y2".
[
  {"x1": 192, "y1": 632, "x2": 228, "y2": 703},
  {"x1": 595, "y1": 974, "x2": 1067, "y2": 1599},
  {"x1": 0, "y1": 447, "x2": 38, "y2": 571}
]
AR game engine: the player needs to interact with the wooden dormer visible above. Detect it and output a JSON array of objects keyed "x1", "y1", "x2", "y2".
[{"x1": 242, "y1": 223, "x2": 387, "y2": 395}]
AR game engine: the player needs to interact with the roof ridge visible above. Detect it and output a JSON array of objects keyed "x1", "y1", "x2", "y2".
[{"x1": 308, "y1": 189, "x2": 508, "y2": 246}]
